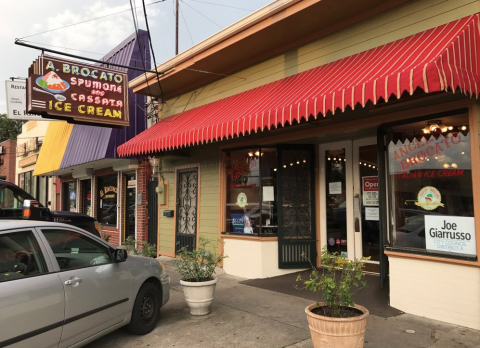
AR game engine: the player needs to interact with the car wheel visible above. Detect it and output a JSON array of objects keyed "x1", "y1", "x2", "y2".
[{"x1": 126, "y1": 282, "x2": 161, "y2": 335}]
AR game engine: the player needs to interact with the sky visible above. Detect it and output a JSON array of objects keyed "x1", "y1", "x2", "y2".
[{"x1": 0, "y1": 0, "x2": 274, "y2": 114}]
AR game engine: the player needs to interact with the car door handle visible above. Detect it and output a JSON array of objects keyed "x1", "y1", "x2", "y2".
[{"x1": 65, "y1": 278, "x2": 83, "y2": 285}]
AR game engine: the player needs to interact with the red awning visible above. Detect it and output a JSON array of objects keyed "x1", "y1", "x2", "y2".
[{"x1": 118, "y1": 14, "x2": 480, "y2": 157}]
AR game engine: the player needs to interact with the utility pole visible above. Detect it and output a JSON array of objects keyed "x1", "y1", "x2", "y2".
[{"x1": 175, "y1": 0, "x2": 179, "y2": 55}]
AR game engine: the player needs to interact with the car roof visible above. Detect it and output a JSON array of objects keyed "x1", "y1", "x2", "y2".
[{"x1": 0, "y1": 220, "x2": 77, "y2": 230}]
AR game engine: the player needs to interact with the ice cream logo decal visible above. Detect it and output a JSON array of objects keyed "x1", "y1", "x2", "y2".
[
  {"x1": 236, "y1": 193, "x2": 248, "y2": 208},
  {"x1": 415, "y1": 186, "x2": 444, "y2": 211},
  {"x1": 27, "y1": 55, "x2": 128, "y2": 127}
]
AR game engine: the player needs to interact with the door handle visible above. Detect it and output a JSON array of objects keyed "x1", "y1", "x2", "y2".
[{"x1": 65, "y1": 278, "x2": 83, "y2": 285}]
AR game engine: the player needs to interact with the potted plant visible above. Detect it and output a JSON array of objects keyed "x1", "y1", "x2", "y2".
[
  {"x1": 297, "y1": 247, "x2": 369, "y2": 348},
  {"x1": 122, "y1": 236, "x2": 157, "y2": 258},
  {"x1": 173, "y1": 236, "x2": 227, "y2": 316}
]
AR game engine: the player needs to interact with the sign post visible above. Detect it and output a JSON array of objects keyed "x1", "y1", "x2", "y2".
[{"x1": 26, "y1": 55, "x2": 129, "y2": 128}]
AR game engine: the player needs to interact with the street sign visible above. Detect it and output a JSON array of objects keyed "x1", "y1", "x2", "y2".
[
  {"x1": 26, "y1": 55, "x2": 129, "y2": 128},
  {"x1": 5, "y1": 80, "x2": 48, "y2": 120}
]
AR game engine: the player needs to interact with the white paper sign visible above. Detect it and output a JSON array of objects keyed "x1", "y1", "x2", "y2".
[
  {"x1": 5, "y1": 80, "x2": 50, "y2": 120},
  {"x1": 329, "y1": 182, "x2": 342, "y2": 194},
  {"x1": 365, "y1": 207, "x2": 379, "y2": 221},
  {"x1": 425, "y1": 215, "x2": 476, "y2": 256},
  {"x1": 263, "y1": 186, "x2": 274, "y2": 201}
]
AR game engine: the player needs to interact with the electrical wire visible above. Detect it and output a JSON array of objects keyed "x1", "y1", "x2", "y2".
[
  {"x1": 180, "y1": 0, "x2": 223, "y2": 29},
  {"x1": 179, "y1": 4, "x2": 195, "y2": 47},
  {"x1": 141, "y1": 0, "x2": 165, "y2": 102},
  {"x1": 19, "y1": 0, "x2": 167, "y2": 40},
  {"x1": 21, "y1": 40, "x2": 105, "y2": 55},
  {"x1": 129, "y1": 0, "x2": 154, "y2": 99},
  {"x1": 186, "y1": 0, "x2": 254, "y2": 12}
]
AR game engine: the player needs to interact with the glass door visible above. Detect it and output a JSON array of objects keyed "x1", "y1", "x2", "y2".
[
  {"x1": 320, "y1": 138, "x2": 380, "y2": 272},
  {"x1": 353, "y1": 138, "x2": 380, "y2": 273}
]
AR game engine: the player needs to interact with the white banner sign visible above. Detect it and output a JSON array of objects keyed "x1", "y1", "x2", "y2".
[
  {"x1": 5, "y1": 80, "x2": 46, "y2": 120},
  {"x1": 425, "y1": 215, "x2": 476, "y2": 256}
]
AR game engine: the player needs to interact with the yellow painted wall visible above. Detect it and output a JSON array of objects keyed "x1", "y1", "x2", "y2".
[
  {"x1": 161, "y1": 0, "x2": 479, "y2": 119},
  {"x1": 157, "y1": 146, "x2": 220, "y2": 255}
]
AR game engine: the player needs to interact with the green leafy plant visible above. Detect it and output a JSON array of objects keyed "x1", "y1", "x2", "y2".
[
  {"x1": 296, "y1": 246, "x2": 369, "y2": 318},
  {"x1": 173, "y1": 236, "x2": 227, "y2": 282},
  {"x1": 122, "y1": 236, "x2": 157, "y2": 258}
]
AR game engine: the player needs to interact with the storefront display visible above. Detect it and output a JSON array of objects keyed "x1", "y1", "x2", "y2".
[
  {"x1": 225, "y1": 148, "x2": 277, "y2": 235},
  {"x1": 62, "y1": 181, "x2": 77, "y2": 212},
  {"x1": 387, "y1": 113, "x2": 475, "y2": 257},
  {"x1": 97, "y1": 175, "x2": 118, "y2": 226}
]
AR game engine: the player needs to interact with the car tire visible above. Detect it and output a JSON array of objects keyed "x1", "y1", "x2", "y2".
[{"x1": 126, "y1": 282, "x2": 161, "y2": 335}]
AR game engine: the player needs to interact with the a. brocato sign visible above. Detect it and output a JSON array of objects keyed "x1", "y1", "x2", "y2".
[{"x1": 26, "y1": 55, "x2": 129, "y2": 127}]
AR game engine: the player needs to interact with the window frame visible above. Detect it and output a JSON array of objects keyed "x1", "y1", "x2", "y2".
[
  {"x1": 97, "y1": 175, "x2": 118, "y2": 227},
  {"x1": 222, "y1": 145, "x2": 278, "y2": 237},
  {"x1": 0, "y1": 228, "x2": 51, "y2": 283},
  {"x1": 37, "y1": 227, "x2": 115, "y2": 272},
  {"x1": 382, "y1": 108, "x2": 478, "y2": 261}
]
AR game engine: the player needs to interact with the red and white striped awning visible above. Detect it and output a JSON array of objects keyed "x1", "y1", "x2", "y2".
[{"x1": 118, "y1": 14, "x2": 480, "y2": 157}]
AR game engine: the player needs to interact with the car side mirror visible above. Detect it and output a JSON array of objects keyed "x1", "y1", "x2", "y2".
[{"x1": 113, "y1": 249, "x2": 128, "y2": 263}]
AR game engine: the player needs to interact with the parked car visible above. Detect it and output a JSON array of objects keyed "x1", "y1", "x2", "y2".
[
  {"x1": 0, "y1": 220, "x2": 170, "y2": 347},
  {"x1": 0, "y1": 179, "x2": 99, "y2": 237}
]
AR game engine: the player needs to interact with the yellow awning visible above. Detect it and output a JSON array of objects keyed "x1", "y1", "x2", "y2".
[{"x1": 33, "y1": 121, "x2": 73, "y2": 176}]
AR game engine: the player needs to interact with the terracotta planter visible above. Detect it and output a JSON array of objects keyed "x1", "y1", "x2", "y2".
[
  {"x1": 180, "y1": 277, "x2": 218, "y2": 316},
  {"x1": 305, "y1": 303, "x2": 369, "y2": 348}
]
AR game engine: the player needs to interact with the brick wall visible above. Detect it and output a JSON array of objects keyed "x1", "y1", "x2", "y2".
[
  {"x1": 0, "y1": 139, "x2": 17, "y2": 183},
  {"x1": 136, "y1": 160, "x2": 150, "y2": 243}
]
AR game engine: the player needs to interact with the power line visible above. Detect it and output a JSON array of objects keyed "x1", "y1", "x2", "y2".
[
  {"x1": 186, "y1": 0, "x2": 254, "y2": 12},
  {"x1": 142, "y1": 0, "x2": 165, "y2": 102},
  {"x1": 21, "y1": 40, "x2": 105, "y2": 55},
  {"x1": 179, "y1": 4, "x2": 195, "y2": 47},
  {"x1": 180, "y1": 0, "x2": 223, "y2": 29},
  {"x1": 130, "y1": 0, "x2": 154, "y2": 99},
  {"x1": 19, "y1": 0, "x2": 167, "y2": 40}
]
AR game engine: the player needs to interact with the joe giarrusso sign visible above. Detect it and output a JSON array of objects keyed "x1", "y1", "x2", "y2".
[
  {"x1": 425, "y1": 215, "x2": 476, "y2": 256},
  {"x1": 26, "y1": 55, "x2": 129, "y2": 127}
]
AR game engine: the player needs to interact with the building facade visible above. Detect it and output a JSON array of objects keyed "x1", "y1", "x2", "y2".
[
  {"x1": 120, "y1": 0, "x2": 480, "y2": 330},
  {"x1": 0, "y1": 139, "x2": 17, "y2": 183}
]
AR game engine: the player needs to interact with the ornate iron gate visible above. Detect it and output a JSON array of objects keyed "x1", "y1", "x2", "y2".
[
  {"x1": 175, "y1": 168, "x2": 198, "y2": 253},
  {"x1": 278, "y1": 145, "x2": 316, "y2": 268},
  {"x1": 147, "y1": 180, "x2": 158, "y2": 245}
]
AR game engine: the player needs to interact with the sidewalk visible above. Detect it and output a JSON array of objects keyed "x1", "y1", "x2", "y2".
[{"x1": 86, "y1": 257, "x2": 480, "y2": 348}]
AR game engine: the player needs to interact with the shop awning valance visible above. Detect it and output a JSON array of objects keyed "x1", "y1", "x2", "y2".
[
  {"x1": 33, "y1": 121, "x2": 73, "y2": 176},
  {"x1": 118, "y1": 14, "x2": 480, "y2": 157}
]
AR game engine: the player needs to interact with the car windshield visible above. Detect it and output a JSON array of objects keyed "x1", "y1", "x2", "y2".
[{"x1": 0, "y1": 183, "x2": 35, "y2": 209}]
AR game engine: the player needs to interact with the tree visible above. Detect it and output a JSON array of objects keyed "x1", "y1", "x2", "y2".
[{"x1": 0, "y1": 114, "x2": 24, "y2": 142}]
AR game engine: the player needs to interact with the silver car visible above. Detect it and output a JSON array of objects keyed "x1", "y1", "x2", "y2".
[{"x1": 0, "y1": 220, "x2": 170, "y2": 348}]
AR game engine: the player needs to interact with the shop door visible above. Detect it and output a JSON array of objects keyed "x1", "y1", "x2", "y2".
[
  {"x1": 125, "y1": 173, "x2": 136, "y2": 240},
  {"x1": 175, "y1": 168, "x2": 198, "y2": 253},
  {"x1": 147, "y1": 180, "x2": 159, "y2": 245},
  {"x1": 277, "y1": 145, "x2": 316, "y2": 269},
  {"x1": 320, "y1": 138, "x2": 381, "y2": 273}
]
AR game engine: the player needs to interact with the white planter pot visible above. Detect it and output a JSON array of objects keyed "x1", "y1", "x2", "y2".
[{"x1": 180, "y1": 277, "x2": 218, "y2": 316}]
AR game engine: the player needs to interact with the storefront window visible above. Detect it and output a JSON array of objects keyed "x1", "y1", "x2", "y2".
[
  {"x1": 82, "y1": 179, "x2": 92, "y2": 216},
  {"x1": 387, "y1": 113, "x2": 475, "y2": 258},
  {"x1": 19, "y1": 171, "x2": 37, "y2": 197},
  {"x1": 62, "y1": 181, "x2": 77, "y2": 212},
  {"x1": 225, "y1": 148, "x2": 277, "y2": 235},
  {"x1": 98, "y1": 175, "x2": 117, "y2": 226}
]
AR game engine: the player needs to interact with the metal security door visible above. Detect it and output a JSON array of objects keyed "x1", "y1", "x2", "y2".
[
  {"x1": 147, "y1": 180, "x2": 158, "y2": 245},
  {"x1": 278, "y1": 145, "x2": 316, "y2": 268},
  {"x1": 175, "y1": 168, "x2": 198, "y2": 253}
]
